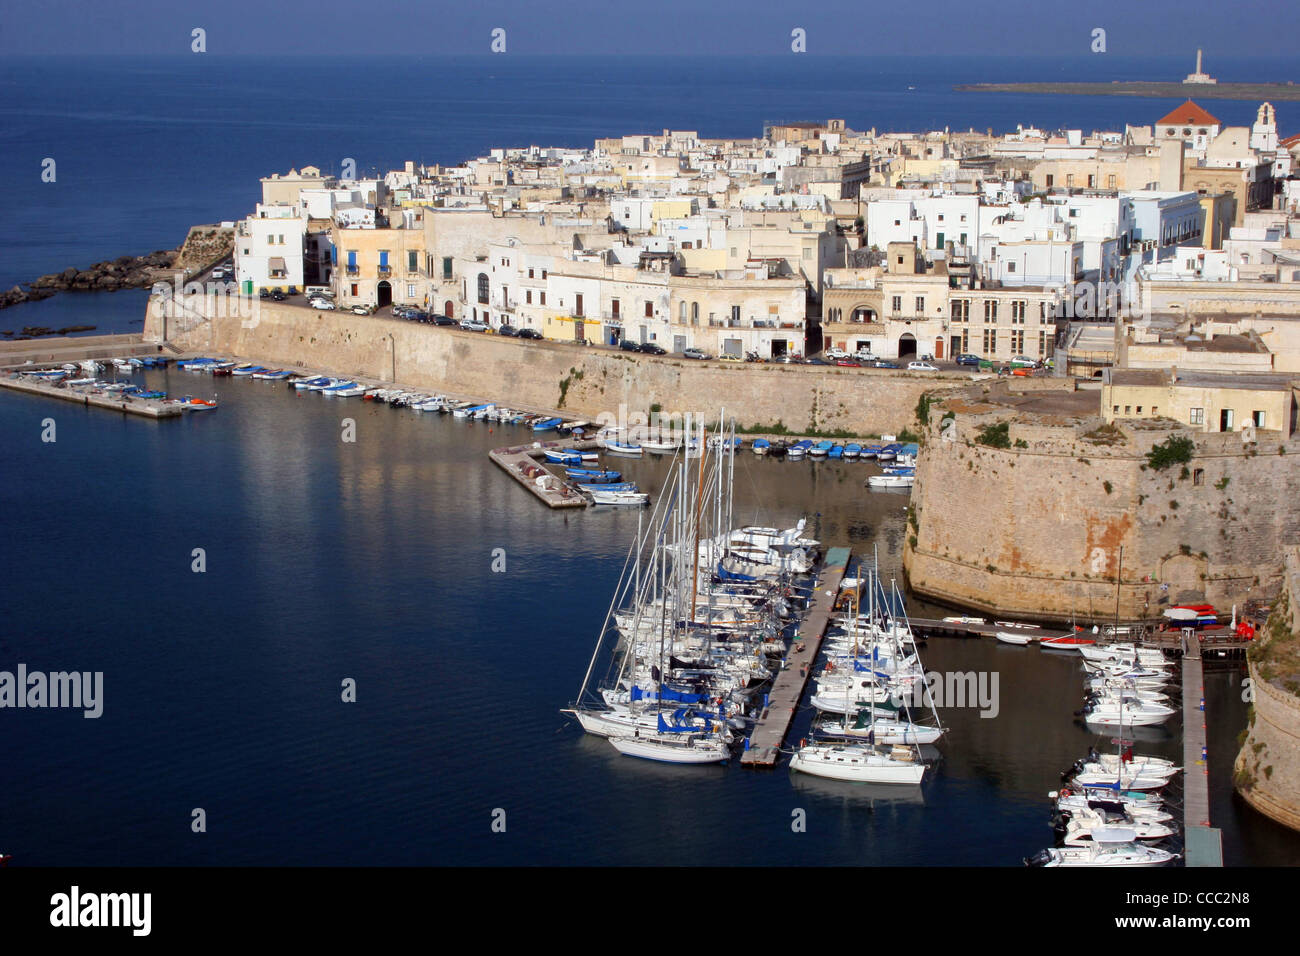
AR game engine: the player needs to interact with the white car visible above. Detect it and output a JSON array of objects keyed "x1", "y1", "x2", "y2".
[
  {"x1": 1011, "y1": 355, "x2": 1038, "y2": 368},
  {"x1": 310, "y1": 298, "x2": 337, "y2": 310},
  {"x1": 459, "y1": 319, "x2": 488, "y2": 332},
  {"x1": 824, "y1": 347, "x2": 849, "y2": 360},
  {"x1": 907, "y1": 361, "x2": 939, "y2": 371}
]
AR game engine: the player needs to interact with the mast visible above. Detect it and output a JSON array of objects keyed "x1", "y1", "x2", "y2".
[{"x1": 689, "y1": 417, "x2": 708, "y2": 620}]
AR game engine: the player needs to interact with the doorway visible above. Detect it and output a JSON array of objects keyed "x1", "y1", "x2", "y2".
[
  {"x1": 377, "y1": 281, "x2": 392, "y2": 308},
  {"x1": 898, "y1": 333, "x2": 917, "y2": 361}
]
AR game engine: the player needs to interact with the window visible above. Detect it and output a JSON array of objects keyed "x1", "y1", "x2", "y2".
[
  {"x1": 1046, "y1": 175, "x2": 1054, "y2": 188},
  {"x1": 1087, "y1": 175, "x2": 1096, "y2": 188},
  {"x1": 691, "y1": 302, "x2": 699, "y2": 325},
  {"x1": 1254, "y1": 410, "x2": 1266, "y2": 428},
  {"x1": 1152, "y1": 408, "x2": 1158, "y2": 416},
  {"x1": 1107, "y1": 175, "x2": 1116, "y2": 189},
  {"x1": 914, "y1": 296, "x2": 924, "y2": 313},
  {"x1": 408, "y1": 250, "x2": 418, "y2": 273},
  {"x1": 730, "y1": 305, "x2": 740, "y2": 323},
  {"x1": 1124, "y1": 406, "x2": 1131, "y2": 415},
  {"x1": 984, "y1": 300, "x2": 997, "y2": 322},
  {"x1": 1007, "y1": 262, "x2": 1016, "y2": 273},
  {"x1": 1113, "y1": 405, "x2": 1119, "y2": 414},
  {"x1": 526, "y1": 290, "x2": 532, "y2": 304},
  {"x1": 1038, "y1": 330, "x2": 1047, "y2": 355},
  {"x1": 407, "y1": 283, "x2": 415, "y2": 297},
  {"x1": 612, "y1": 299, "x2": 620, "y2": 317},
  {"x1": 679, "y1": 302, "x2": 687, "y2": 322},
  {"x1": 892, "y1": 296, "x2": 902, "y2": 313},
  {"x1": 1136, "y1": 406, "x2": 1143, "y2": 415},
  {"x1": 528, "y1": 268, "x2": 535, "y2": 279},
  {"x1": 937, "y1": 214, "x2": 945, "y2": 222},
  {"x1": 443, "y1": 257, "x2": 453, "y2": 279},
  {"x1": 894, "y1": 219, "x2": 901, "y2": 227},
  {"x1": 1193, "y1": 468, "x2": 1204, "y2": 486},
  {"x1": 575, "y1": 293, "x2": 584, "y2": 317},
  {"x1": 951, "y1": 299, "x2": 969, "y2": 321},
  {"x1": 1012, "y1": 330, "x2": 1024, "y2": 353},
  {"x1": 646, "y1": 301, "x2": 655, "y2": 319},
  {"x1": 1066, "y1": 174, "x2": 1074, "y2": 187},
  {"x1": 1012, "y1": 301, "x2": 1026, "y2": 322},
  {"x1": 982, "y1": 329, "x2": 996, "y2": 353},
  {"x1": 477, "y1": 273, "x2": 489, "y2": 304},
  {"x1": 540, "y1": 292, "x2": 546, "y2": 306},
  {"x1": 1189, "y1": 408, "x2": 1204, "y2": 425},
  {"x1": 542, "y1": 270, "x2": 547, "y2": 280},
  {"x1": 802, "y1": 248, "x2": 812, "y2": 261}
]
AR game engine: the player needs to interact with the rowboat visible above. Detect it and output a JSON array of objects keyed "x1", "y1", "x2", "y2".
[
  {"x1": 566, "y1": 468, "x2": 622, "y2": 483},
  {"x1": 590, "y1": 489, "x2": 649, "y2": 506},
  {"x1": 604, "y1": 440, "x2": 643, "y2": 457}
]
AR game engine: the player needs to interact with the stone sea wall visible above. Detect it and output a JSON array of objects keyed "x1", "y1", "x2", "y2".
[
  {"x1": 144, "y1": 294, "x2": 951, "y2": 435},
  {"x1": 903, "y1": 401, "x2": 1300, "y2": 622}
]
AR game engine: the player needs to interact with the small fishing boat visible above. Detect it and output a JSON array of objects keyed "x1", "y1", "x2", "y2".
[
  {"x1": 293, "y1": 376, "x2": 331, "y2": 389},
  {"x1": 809, "y1": 441, "x2": 832, "y2": 459},
  {"x1": 566, "y1": 467, "x2": 622, "y2": 483},
  {"x1": 577, "y1": 482, "x2": 638, "y2": 493},
  {"x1": 590, "y1": 489, "x2": 649, "y2": 506},
  {"x1": 320, "y1": 381, "x2": 360, "y2": 396},
  {"x1": 532, "y1": 417, "x2": 563, "y2": 431},
  {"x1": 182, "y1": 397, "x2": 219, "y2": 411},
  {"x1": 828, "y1": 445, "x2": 844, "y2": 459},
  {"x1": 843, "y1": 443, "x2": 861, "y2": 460},
  {"x1": 544, "y1": 449, "x2": 584, "y2": 465},
  {"x1": 252, "y1": 368, "x2": 293, "y2": 380},
  {"x1": 751, "y1": 438, "x2": 770, "y2": 456},
  {"x1": 231, "y1": 365, "x2": 265, "y2": 376},
  {"x1": 641, "y1": 438, "x2": 680, "y2": 453},
  {"x1": 605, "y1": 440, "x2": 643, "y2": 457},
  {"x1": 995, "y1": 631, "x2": 1038, "y2": 646},
  {"x1": 787, "y1": 440, "x2": 813, "y2": 461},
  {"x1": 1040, "y1": 634, "x2": 1096, "y2": 653},
  {"x1": 867, "y1": 470, "x2": 914, "y2": 489}
]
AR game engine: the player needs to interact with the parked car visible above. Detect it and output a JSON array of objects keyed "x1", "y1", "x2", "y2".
[
  {"x1": 834, "y1": 358, "x2": 863, "y2": 367},
  {"x1": 718, "y1": 353, "x2": 743, "y2": 362},
  {"x1": 349, "y1": 305, "x2": 370, "y2": 315},
  {"x1": 955, "y1": 353, "x2": 981, "y2": 367},
  {"x1": 873, "y1": 360, "x2": 900, "y2": 369},
  {"x1": 803, "y1": 357, "x2": 829, "y2": 366},
  {"x1": 773, "y1": 353, "x2": 797, "y2": 364},
  {"x1": 270, "y1": 291, "x2": 287, "y2": 301},
  {"x1": 1011, "y1": 355, "x2": 1038, "y2": 368},
  {"x1": 908, "y1": 361, "x2": 939, "y2": 371},
  {"x1": 517, "y1": 328, "x2": 542, "y2": 340},
  {"x1": 682, "y1": 347, "x2": 710, "y2": 360},
  {"x1": 433, "y1": 315, "x2": 457, "y2": 327},
  {"x1": 639, "y1": 343, "x2": 666, "y2": 355},
  {"x1": 619, "y1": 339, "x2": 641, "y2": 352},
  {"x1": 459, "y1": 319, "x2": 488, "y2": 332},
  {"x1": 310, "y1": 298, "x2": 336, "y2": 310},
  {"x1": 824, "y1": 347, "x2": 849, "y2": 360},
  {"x1": 854, "y1": 350, "x2": 877, "y2": 363},
  {"x1": 497, "y1": 324, "x2": 519, "y2": 337}
]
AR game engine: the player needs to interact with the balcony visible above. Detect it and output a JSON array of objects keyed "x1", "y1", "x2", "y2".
[
  {"x1": 378, "y1": 265, "x2": 393, "y2": 277},
  {"x1": 345, "y1": 266, "x2": 360, "y2": 276}
]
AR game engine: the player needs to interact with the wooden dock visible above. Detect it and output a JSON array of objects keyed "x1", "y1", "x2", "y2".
[
  {"x1": 488, "y1": 438, "x2": 602, "y2": 509},
  {"x1": 1180, "y1": 630, "x2": 1223, "y2": 866},
  {"x1": 741, "y1": 546, "x2": 851, "y2": 767},
  {"x1": 0, "y1": 373, "x2": 183, "y2": 418}
]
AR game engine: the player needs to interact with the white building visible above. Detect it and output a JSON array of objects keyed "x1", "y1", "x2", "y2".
[{"x1": 234, "y1": 203, "x2": 307, "y2": 293}]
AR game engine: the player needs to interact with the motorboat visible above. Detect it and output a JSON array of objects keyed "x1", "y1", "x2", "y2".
[
  {"x1": 590, "y1": 489, "x2": 649, "y2": 506},
  {"x1": 605, "y1": 440, "x2": 643, "y2": 457},
  {"x1": 609, "y1": 734, "x2": 730, "y2": 764},
  {"x1": 1024, "y1": 831, "x2": 1178, "y2": 866},
  {"x1": 1040, "y1": 634, "x2": 1096, "y2": 653}
]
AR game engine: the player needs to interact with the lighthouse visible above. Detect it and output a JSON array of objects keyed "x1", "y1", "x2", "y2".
[{"x1": 1184, "y1": 49, "x2": 1218, "y2": 85}]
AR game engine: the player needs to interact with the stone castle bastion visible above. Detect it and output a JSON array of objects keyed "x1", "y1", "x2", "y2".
[{"x1": 903, "y1": 380, "x2": 1300, "y2": 623}]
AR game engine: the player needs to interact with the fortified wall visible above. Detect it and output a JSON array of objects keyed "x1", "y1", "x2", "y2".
[
  {"x1": 903, "y1": 382, "x2": 1300, "y2": 622},
  {"x1": 143, "y1": 294, "x2": 945, "y2": 435},
  {"x1": 1235, "y1": 546, "x2": 1300, "y2": 834}
]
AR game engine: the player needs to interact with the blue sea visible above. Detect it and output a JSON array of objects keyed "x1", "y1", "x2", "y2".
[{"x1": 1, "y1": 54, "x2": 1299, "y2": 865}]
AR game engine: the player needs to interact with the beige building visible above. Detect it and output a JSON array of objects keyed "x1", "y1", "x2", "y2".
[
  {"x1": 1102, "y1": 367, "x2": 1295, "y2": 435},
  {"x1": 331, "y1": 220, "x2": 428, "y2": 309},
  {"x1": 822, "y1": 242, "x2": 1061, "y2": 361}
]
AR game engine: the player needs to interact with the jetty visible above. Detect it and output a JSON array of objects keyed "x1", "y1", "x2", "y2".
[
  {"x1": 741, "y1": 546, "x2": 851, "y2": 767},
  {"x1": 1180, "y1": 630, "x2": 1224, "y2": 866},
  {"x1": 0, "y1": 373, "x2": 182, "y2": 418},
  {"x1": 489, "y1": 438, "x2": 603, "y2": 509}
]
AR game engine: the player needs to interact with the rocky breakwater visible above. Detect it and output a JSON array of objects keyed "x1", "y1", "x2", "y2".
[{"x1": 1235, "y1": 546, "x2": 1300, "y2": 833}]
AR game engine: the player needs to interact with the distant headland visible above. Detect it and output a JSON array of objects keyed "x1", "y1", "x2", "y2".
[{"x1": 958, "y1": 48, "x2": 1300, "y2": 101}]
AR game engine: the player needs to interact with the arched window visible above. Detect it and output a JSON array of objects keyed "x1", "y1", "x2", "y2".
[
  {"x1": 477, "y1": 273, "x2": 489, "y2": 304},
  {"x1": 691, "y1": 302, "x2": 699, "y2": 325}
]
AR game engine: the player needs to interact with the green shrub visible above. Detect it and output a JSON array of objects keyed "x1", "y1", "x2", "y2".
[
  {"x1": 1146, "y1": 435, "x2": 1194, "y2": 471},
  {"x1": 976, "y1": 421, "x2": 1011, "y2": 448}
]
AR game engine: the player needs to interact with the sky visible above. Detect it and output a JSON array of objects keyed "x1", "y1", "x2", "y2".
[{"x1": 1, "y1": 0, "x2": 1298, "y2": 58}]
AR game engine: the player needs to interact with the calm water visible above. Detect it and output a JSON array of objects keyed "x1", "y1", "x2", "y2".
[
  {"x1": 2, "y1": 54, "x2": 1299, "y2": 864},
  {"x1": 1, "y1": 372, "x2": 1297, "y2": 864}
]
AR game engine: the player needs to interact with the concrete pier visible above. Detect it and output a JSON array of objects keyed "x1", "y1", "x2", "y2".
[
  {"x1": 0, "y1": 374, "x2": 183, "y2": 418},
  {"x1": 1181, "y1": 630, "x2": 1223, "y2": 866},
  {"x1": 741, "y1": 546, "x2": 851, "y2": 767},
  {"x1": 489, "y1": 438, "x2": 604, "y2": 509}
]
